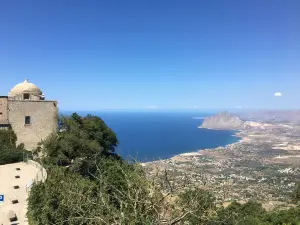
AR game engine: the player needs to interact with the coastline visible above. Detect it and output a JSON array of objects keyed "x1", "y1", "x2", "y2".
[
  {"x1": 198, "y1": 126, "x2": 245, "y2": 143},
  {"x1": 143, "y1": 126, "x2": 247, "y2": 164},
  {"x1": 168, "y1": 128, "x2": 245, "y2": 162},
  {"x1": 143, "y1": 120, "x2": 300, "y2": 206}
]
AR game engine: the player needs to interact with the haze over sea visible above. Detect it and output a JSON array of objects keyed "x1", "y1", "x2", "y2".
[{"x1": 68, "y1": 112, "x2": 240, "y2": 162}]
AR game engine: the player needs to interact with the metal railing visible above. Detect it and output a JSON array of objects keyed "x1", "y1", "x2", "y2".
[{"x1": 25, "y1": 160, "x2": 47, "y2": 192}]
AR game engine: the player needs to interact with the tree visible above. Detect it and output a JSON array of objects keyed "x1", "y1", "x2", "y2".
[
  {"x1": 175, "y1": 188, "x2": 216, "y2": 225},
  {"x1": 264, "y1": 207, "x2": 300, "y2": 225},
  {"x1": 212, "y1": 201, "x2": 266, "y2": 225},
  {"x1": 81, "y1": 114, "x2": 118, "y2": 154},
  {"x1": 0, "y1": 129, "x2": 30, "y2": 165},
  {"x1": 0, "y1": 129, "x2": 17, "y2": 149},
  {"x1": 39, "y1": 113, "x2": 119, "y2": 167}
]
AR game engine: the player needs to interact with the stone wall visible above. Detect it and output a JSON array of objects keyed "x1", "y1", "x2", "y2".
[
  {"x1": 8, "y1": 100, "x2": 58, "y2": 150},
  {"x1": 0, "y1": 96, "x2": 9, "y2": 124}
]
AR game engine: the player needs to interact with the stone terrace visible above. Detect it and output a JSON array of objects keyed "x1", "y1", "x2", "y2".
[{"x1": 0, "y1": 162, "x2": 42, "y2": 225}]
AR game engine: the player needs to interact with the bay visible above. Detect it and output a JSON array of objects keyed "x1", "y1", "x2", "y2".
[{"x1": 81, "y1": 112, "x2": 241, "y2": 162}]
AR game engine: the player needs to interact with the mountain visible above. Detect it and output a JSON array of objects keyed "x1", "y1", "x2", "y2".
[
  {"x1": 235, "y1": 110, "x2": 300, "y2": 123},
  {"x1": 201, "y1": 112, "x2": 244, "y2": 130}
]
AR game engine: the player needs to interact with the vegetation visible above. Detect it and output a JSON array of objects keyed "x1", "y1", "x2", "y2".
[
  {"x1": 24, "y1": 113, "x2": 300, "y2": 224},
  {"x1": 0, "y1": 128, "x2": 17, "y2": 149},
  {"x1": 292, "y1": 183, "x2": 300, "y2": 204},
  {"x1": 27, "y1": 160, "x2": 161, "y2": 224},
  {"x1": 0, "y1": 129, "x2": 31, "y2": 165},
  {"x1": 35, "y1": 113, "x2": 119, "y2": 169},
  {"x1": 210, "y1": 202, "x2": 300, "y2": 225}
]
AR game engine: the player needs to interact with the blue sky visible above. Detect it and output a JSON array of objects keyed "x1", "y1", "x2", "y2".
[{"x1": 0, "y1": 0, "x2": 299, "y2": 111}]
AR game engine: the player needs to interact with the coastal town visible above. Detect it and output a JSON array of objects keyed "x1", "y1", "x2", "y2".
[{"x1": 144, "y1": 112, "x2": 300, "y2": 209}]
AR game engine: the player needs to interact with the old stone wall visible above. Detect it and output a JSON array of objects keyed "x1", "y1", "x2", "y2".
[
  {"x1": 0, "y1": 97, "x2": 9, "y2": 124},
  {"x1": 8, "y1": 100, "x2": 58, "y2": 150}
]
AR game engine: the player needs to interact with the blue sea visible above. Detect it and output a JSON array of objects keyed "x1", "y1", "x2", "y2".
[{"x1": 83, "y1": 112, "x2": 240, "y2": 162}]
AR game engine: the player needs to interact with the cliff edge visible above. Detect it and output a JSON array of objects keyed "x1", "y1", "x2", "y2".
[{"x1": 201, "y1": 112, "x2": 244, "y2": 130}]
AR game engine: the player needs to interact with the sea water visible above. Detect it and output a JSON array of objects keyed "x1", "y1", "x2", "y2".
[{"x1": 87, "y1": 112, "x2": 241, "y2": 162}]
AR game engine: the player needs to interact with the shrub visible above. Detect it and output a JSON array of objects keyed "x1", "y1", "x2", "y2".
[
  {"x1": 27, "y1": 160, "x2": 161, "y2": 224},
  {"x1": 0, "y1": 148, "x2": 30, "y2": 165},
  {"x1": 0, "y1": 129, "x2": 17, "y2": 149},
  {"x1": 0, "y1": 129, "x2": 31, "y2": 165}
]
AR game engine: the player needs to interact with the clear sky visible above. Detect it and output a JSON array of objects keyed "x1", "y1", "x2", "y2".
[{"x1": 0, "y1": 0, "x2": 299, "y2": 111}]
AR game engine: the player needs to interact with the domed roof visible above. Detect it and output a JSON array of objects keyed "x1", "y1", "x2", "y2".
[{"x1": 9, "y1": 79, "x2": 42, "y2": 97}]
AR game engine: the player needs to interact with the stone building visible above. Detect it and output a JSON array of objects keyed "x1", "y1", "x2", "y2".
[{"x1": 0, "y1": 79, "x2": 58, "y2": 150}]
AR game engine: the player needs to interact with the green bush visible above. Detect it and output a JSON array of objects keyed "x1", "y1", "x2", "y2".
[
  {"x1": 0, "y1": 129, "x2": 31, "y2": 165},
  {"x1": 0, "y1": 129, "x2": 17, "y2": 149},
  {"x1": 27, "y1": 159, "x2": 162, "y2": 225},
  {"x1": 211, "y1": 201, "x2": 300, "y2": 225},
  {"x1": 0, "y1": 148, "x2": 30, "y2": 165},
  {"x1": 264, "y1": 207, "x2": 300, "y2": 225},
  {"x1": 176, "y1": 188, "x2": 216, "y2": 224},
  {"x1": 38, "y1": 113, "x2": 119, "y2": 167}
]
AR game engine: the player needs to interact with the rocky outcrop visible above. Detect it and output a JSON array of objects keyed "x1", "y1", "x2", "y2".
[{"x1": 201, "y1": 112, "x2": 244, "y2": 130}]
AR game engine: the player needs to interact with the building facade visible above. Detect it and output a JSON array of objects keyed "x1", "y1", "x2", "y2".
[{"x1": 0, "y1": 79, "x2": 58, "y2": 150}]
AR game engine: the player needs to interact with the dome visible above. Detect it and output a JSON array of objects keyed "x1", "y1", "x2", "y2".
[{"x1": 9, "y1": 79, "x2": 43, "y2": 97}]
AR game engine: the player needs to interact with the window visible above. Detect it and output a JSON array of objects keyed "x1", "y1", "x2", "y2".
[
  {"x1": 25, "y1": 116, "x2": 31, "y2": 125},
  {"x1": 24, "y1": 93, "x2": 30, "y2": 100}
]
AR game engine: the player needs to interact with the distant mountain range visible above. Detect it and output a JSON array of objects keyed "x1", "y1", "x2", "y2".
[
  {"x1": 235, "y1": 110, "x2": 300, "y2": 123},
  {"x1": 200, "y1": 110, "x2": 300, "y2": 130}
]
